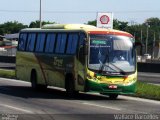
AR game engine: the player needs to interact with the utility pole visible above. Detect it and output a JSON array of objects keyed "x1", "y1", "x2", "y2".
[
  {"x1": 140, "y1": 29, "x2": 143, "y2": 43},
  {"x1": 145, "y1": 25, "x2": 149, "y2": 54},
  {"x1": 152, "y1": 32, "x2": 156, "y2": 60},
  {"x1": 40, "y1": 0, "x2": 42, "y2": 28},
  {"x1": 140, "y1": 29, "x2": 143, "y2": 55}
]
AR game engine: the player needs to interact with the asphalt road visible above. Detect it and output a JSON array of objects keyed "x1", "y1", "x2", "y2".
[
  {"x1": 0, "y1": 62, "x2": 15, "y2": 69},
  {"x1": 138, "y1": 72, "x2": 160, "y2": 84},
  {"x1": 0, "y1": 78, "x2": 160, "y2": 120}
]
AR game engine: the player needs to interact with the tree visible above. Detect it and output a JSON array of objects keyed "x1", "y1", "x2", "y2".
[
  {"x1": 86, "y1": 19, "x2": 129, "y2": 31},
  {"x1": 113, "y1": 19, "x2": 129, "y2": 31},
  {"x1": 87, "y1": 20, "x2": 96, "y2": 26},
  {"x1": 143, "y1": 17, "x2": 160, "y2": 42},
  {"x1": 144, "y1": 17, "x2": 160, "y2": 27},
  {"x1": 0, "y1": 21, "x2": 28, "y2": 35},
  {"x1": 29, "y1": 20, "x2": 55, "y2": 28}
]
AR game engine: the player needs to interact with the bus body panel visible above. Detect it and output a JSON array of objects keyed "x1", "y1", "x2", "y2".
[
  {"x1": 16, "y1": 52, "x2": 47, "y2": 85},
  {"x1": 16, "y1": 51, "x2": 86, "y2": 91},
  {"x1": 86, "y1": 69, "x2": 137, "y2": 94}
]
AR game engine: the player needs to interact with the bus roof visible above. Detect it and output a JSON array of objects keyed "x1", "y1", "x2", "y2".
[
  {"x1": 20, "y1": 24, "x2": 133, "y2": 37},
  {"x1": 42, "y1": 24, "x2": 96, "y2": 29}
]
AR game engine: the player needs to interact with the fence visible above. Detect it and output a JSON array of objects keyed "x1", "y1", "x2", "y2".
[{"x1": 0, "y1": 46, "x2": 17, "y2": 56}]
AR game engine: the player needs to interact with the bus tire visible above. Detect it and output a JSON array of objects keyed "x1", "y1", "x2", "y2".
[
  {"x1": 31, "y1": 70, "x2": 38, "y2": 90},
  {"x1": 65, "y1": 74, "x2": 77, "y2": 97},
  {"x1": 109, "y1": 94, "x2": 118, "y2": 100},
  {"x1": 31, "y1": 70, "x2": 47, "y2": 91}
]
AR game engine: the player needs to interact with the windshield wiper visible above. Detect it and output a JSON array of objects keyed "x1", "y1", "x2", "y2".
[
  {"x1": 109, "y1": 63, "x2": 126, "y2": 75},
  {"x1": 98, "y1": 62, "x2": 118, "y2": 74},
  {"x1": 98, "y1": 53, "x2": 119, "y2": 74},
  {"x1": 98, "y1": 53, "x2": 126, "y2": 75}
]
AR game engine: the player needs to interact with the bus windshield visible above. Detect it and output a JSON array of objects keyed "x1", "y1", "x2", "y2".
[{"x1": 89, "y1": 34, "x2": 136, "y2": 74}]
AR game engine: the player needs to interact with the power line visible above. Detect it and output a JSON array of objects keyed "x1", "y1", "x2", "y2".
[
  {"x1": 0, "y1": 10, "x2": 95, "y2": 13},
  {"x1": 0, "y1": 9, "x2": 160, "y2": 14},
  {"x1": 115, "y1": 10, "x2": 160, "y2": 13}
]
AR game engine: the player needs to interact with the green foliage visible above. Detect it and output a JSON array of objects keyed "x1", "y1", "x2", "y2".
[
  {"x1": 87, "y1": 20, "x2": 96, "y2": 26},
  {"x1": 127, "y1": 17, "x2": 160, "y2": 46},
  {"x1": 29, "y1": 20, "x2": 55, "y2": 28},
  {"x1": 0, "y1": 69, "x2": 15, "y2": 79},
  {"x1": 0, "y1": 20, "x2": 56, "y2": 35},
  {"x1": 0, "y1": 21, "x2": 27, "y2": 35},
  {"x1": 144, "y1": 17, "x2": 160, "y2": 27},
  {"x1": 86, "y1": 19, "x2": 129, "y2": 30},
  {"x1": 113, "y1": 19, "x2": 129, "y2": 31}
]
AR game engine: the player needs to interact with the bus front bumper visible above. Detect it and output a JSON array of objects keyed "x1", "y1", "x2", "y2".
[{"x1": 86, "y1": 80, "x2": 136, "y2": 94}]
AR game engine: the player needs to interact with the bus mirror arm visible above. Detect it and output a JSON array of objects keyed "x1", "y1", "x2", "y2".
[
  {"x1": 84, "y1": 46, "x2": 88, "y2": 55},
  {"x1": 84, "y1": 39, "x2": 88, "y2": 55}
]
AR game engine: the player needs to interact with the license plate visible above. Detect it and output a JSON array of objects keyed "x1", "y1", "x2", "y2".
[{"x1": 108, "y1": 85, "x2": 117, "y2": 89}]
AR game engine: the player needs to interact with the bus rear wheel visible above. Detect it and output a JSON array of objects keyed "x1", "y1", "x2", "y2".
[
  {"x1": 31, "y1": 71, "x2": 38, "y2": 90},
  {"x1": 31, "y1": 70, "x2": 47, "y2": 91}
]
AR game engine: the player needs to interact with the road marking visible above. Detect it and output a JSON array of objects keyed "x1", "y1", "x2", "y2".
[
  {"x1": 120, "y1": 96, "x2": 160, "y2": 105},
  {"x1": 0, "y1": 78, "x2": 30, "y2": 84},
  {"x1": 82, "y1": 102, "x2": 121, "y2": 111},
  {"x1": 0, "y1": 104, "x2": 33, "y2": 113}
]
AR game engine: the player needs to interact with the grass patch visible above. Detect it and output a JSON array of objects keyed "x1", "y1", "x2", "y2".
[
  {"x1": 135, "y1": 81, "x2": 160, "y2": 100},
  {"x1": 0, "y1": 69, "x2": 16, "y2": 79}
]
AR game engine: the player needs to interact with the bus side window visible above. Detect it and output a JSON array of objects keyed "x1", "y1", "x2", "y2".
[
  {"x1": 18, "y1": 33, "x2": 27, "y2": 51},
  {"x1": 35, "y1": 33, "x2": 46, "y2": 52},
  {"x1": 26, "y1": 33, "x2": 36, "y2": 52},
  {"x1": 66, "y1": 33, "x2": 78, "y2": 54},
  {"x1": 55, "y1": 33, "x2": 67, "y2": 54},
  {"x1": 45, "y1": 33, "x2": 56, "y2": 53},
  {"x1": 78, "y1": 33, "x2": 86, "y2": 65}
]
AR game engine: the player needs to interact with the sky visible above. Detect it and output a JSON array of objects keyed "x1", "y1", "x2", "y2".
[{"x1": 0, "y1": 0, "x2": 160, "y2": 25}]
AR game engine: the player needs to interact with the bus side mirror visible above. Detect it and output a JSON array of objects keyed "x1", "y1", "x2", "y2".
[{"x1": 134, "y1": 42, "x2": 142, "y2": 48}]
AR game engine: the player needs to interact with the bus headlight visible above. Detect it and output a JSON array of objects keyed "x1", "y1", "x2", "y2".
[
  {"x1": 87, "y1": 73, "x2": 92, "y2": 79},
  {"x1": 87, "y1": 73, "x2": 97, "y2": 80}
]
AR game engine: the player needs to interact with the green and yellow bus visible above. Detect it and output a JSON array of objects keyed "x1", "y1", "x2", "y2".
[{"x1": 16, "y1": 24, "x2": 137, "y2": 99}]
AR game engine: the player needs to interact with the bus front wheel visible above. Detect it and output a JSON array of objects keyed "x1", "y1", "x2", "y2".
[
  {"x1": 108, "y1": 94, "x2": 118, "y2": 100},
  {"x1": 65, "y1": 74, "x2": 78, "y2": 97}
]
